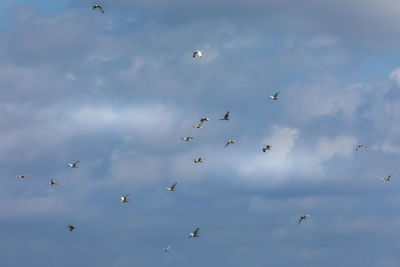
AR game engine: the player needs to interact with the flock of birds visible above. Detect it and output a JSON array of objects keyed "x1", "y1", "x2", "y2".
[{"x1": 12, "y1": 3, "x2": 394, "y2": 257}]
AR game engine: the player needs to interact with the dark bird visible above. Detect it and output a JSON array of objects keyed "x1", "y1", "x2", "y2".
[
  {"x1": 67, "y1": 161, "x2": 79, "y2": 168},
  {"x1": 67, "y1": 225, "x2": 75, "y2": 232},
  {"x1": 298, "y1": 214, "x2": 311, "y2": 224},
  {"x1": 262, "y1": 145, "x2": 272, "y2": 152},
  {"x1": 92, "y1": 5, "x2": 104, "y2": 13},
  {"x1": 194, "y1": 158, "x2": 204, "y2": 163},
  {"x1": 219, "y1": 111, "x2": 230, "y2": 121},
  {"x1": 269, "y1": 91, "x2": 280, "y2": 100},
  {"x1": 181, "y1": 137, "x2": 194, "y2": 142},
  {"x1": 189, "y1": 227, "x2": 200, "y2": 238},
  {"x1": 166, "y1": 182, "x2": 177, "y2": 191}
]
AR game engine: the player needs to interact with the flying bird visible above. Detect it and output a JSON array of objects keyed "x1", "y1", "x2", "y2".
[
  {"x1": 16, "y1": 175, "x2": 27, "y2": 179},
  {"x1": 119, "y1": 194, "x2": 130, "y2": 203},
  {"x1": 193, "y1": 124, "x2": 203, "y2": 129},
  {"x1": 380, "y1": 174, "x2": 393, "y2": 181},
  {"x1": 166, "y1": 182, "x2": 177, "y2": 191},
  {"x1": 188, "y1": 227, "x2": 200, "y2": 238},
  {"x1": 225, "y1": 140, "x2": 236, "y2": 147},
  {"x1": 219, "y1": 111, "x2": 230, "y2": 121},
  {"x1": 262, "y1": 145, "x2": 272, "y2": 152},
  {"x1": 199, "y1": 117, "x2": 210, "y2": 124},
  {"x1": 355, "y1": 144, "x2": 366, "y2": 151},
  {"x1": 193, "y1": 50, "x2": 202, "y2": 58},
  {"x1": 269, "y1": 91, "x2": 280, "y2": 100},
  {"x1": 48, "y1": 179, "x2": 58, "y2": 186},
  {"x1": 194, "y1": 158, "x2": 204, "y2": 163},
  {"x1": 92, "y1": 5, "x2": 104, "y2": 13},
  {"x1": 67, "y1": 161, "x2": 79, "y2": 168},
  {"x1": 298, "y1": 214, "x2": 311, "y2": 224},
  {"x1": 162, "y1": 245, "x2": 172, "y2": 252},
  {"x1": 67, "y1": 225, "x2": 75, "y2": 232},
  {"x1": 181, "y1": 137, "x2": 194, "y2": 142}
]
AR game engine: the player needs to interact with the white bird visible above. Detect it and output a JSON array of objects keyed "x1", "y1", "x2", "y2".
[
  {"x1": 67, "y1": 225, "x2": 75, "y2": 232},
  {"x1": 162, "y1": 245, "x2": 172, "y2": 252},
  {"x1": 269, "y1": 91, "x2": 280, "y2": 100},
  {"x1": 298, "y1": 214, "x2": 311, "y2": 224},
  {"x1": 193, "y1": 50, "x2": 202, "y2": 58},
  {"x1": 92, "y1": 4, "x2": 104, "y2": 13},
  {"x1": 194, "y1": 158, "x2": 204, "y2": 163},
  {"x1": 193, "y1": 124, "x2": 203, "y2": 129},
  {"x1": 262, "y1": 145, "x2": 272, "y2": 152},
  {"x1": 219, "y1": 111, "x2": 230, "y2": 121},
  {"x1": 188, "y1": 227, "x2": 200, "y2": 238},
  {"x1": 119, "y1": 194, "x2": 130, "y2": 203},
  {"x1": 166, "y1": 182, "x2": 177, "y2": 191},
  {"x1": 16, "y1": 174, "x2": 27, "y2": 179},
  {"x1": 48, "y1": 179, "x2": 58, "y2": 186},
  {"x1": 225, "y1": 140, "x2": 236, "y2": 147},
  {"x1": 199, "y1": 117, "x2": 210, "y2": 125},
  {"x1": 67, "y1": 161, "x2": 79, "y2": 168},
  {"x1": 355, "y1": 144, "x2": 366, "y2": 151},
  {"x1": 181, "y1": 137, "x2": 194, "y2": 142},
  {"x1": 380, "y1": 174, "x2": 393, "y2": 181}
]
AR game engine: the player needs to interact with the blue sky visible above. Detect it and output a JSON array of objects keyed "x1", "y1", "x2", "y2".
[{"x1": 1, "y1": 0, "x2": 400, "y2": 266}]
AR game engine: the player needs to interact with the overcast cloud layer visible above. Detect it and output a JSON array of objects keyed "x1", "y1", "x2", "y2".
[{"x1": 1, "y1": 1, "x2": 400, "y2": 267}]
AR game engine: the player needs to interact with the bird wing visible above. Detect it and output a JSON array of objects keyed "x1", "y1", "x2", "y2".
[
  {"x1": 99, "y1": 6, "x2": 104, "y2": 13},
  {"x1": 193, "y1": 51, "x2": 197, "y2": 57},
  {"x1": 194, "y1": 228, "x2": 199, "y2": 235},
  {"x1": 171, "y1": 183, "x2": 177, "y2": 190},
  {"x1": 73, "y1": 161, "x2": 79, "y2": 167},
  {"x1": 274, "y1": 91, "x2": 280, "y2": 98},
  {"x1": 224, "y1": 111, "x2": 230, "y2": 120}
]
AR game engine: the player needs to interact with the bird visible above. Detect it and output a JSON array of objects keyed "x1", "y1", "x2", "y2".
[
  {"x1": 48, "y1": 179, "x2": 58, "y2": 186},
  {"x1": 188, "y1": 227, "x2": 200, "y2": 238},
  {"x1": 219, "y1": 111, "x2": 230, "y2": 121},
  {"x1": 162, "y1": 245, "x2": 172, "y2": 252},
  {"x1": 166, "y1": 182, "x2": 177, "y2": 191},
  {"x1": 16, "y1": 175, "x2": 27, "y2": 179},
  {"x1": 193, "y1": 124, "x2": 203, "y2": 129},
  {"x1": 225, "y1": 140, "x2": 236, "y2": 147},
  {"x1": 92, "y1": 5, "x2": 104, "y2": 13},
  {"x1": 298, "y1": 214, "x2": 311, "y2": 224},
  {"x1": 67, "y1": 161, "x2": 79, "y2": 168},
  {"x1": 67, "y1": 225, "x2": 75, "y2": 232},
  {"x1": 262, "y1": 145, "x2": 272, "y2": 152},
  {"x1": 193, "y1": 50, "x2": 202, "y2": 58},
  {"x1": 119, "y1": 194, "x2": 130, "y2": 203},
  {"x1": 194, "y1": 158, "x2": 204, "y2": 163},
  {"x1": 355, "y1": 144, "x2": 366, "y2": 151},
  {"x1": 199, "y1": 117, "x2": 210, "y2": 125},
  {"x1": 269, "y1": 91, "x2": 280, "y2": 100},
  {"x1": 181, "y1": 137, "x2": 194, "y2": 142},
  {"x1": 380, "y1": 174, "x2": 393, "y2": 181}
]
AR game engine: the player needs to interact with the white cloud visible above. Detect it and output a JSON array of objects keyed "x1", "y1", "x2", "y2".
[
  {"x1": 390, "y1": 67, "x2": 400, "y2": 86},
  {"x1": 316, "y1": 135, "x2": 357, "y2": 159}
]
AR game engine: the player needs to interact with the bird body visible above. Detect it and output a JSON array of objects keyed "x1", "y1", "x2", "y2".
[
  {"x1": 355, "y1": 144, "x2": 366, "y2": 151},
  {"x1": 166, "y1": 182, "x2": 177, "y2": 191},
  {"x1": 48, "y1": 179, "x2": 58, "y2": 186},
  {"x1": 194, "y1": 158, "x2": 203, "y2": 163},
  {"x1": 193, "y1": 50, "x2": 202, "y2": 58},
  {"x1": 189, "y1": 227, "x2": 200, "y2": 238},
  {"x1": 120, "y1": 194, "x2": 130, "y2": 203},
  {"x1": 181, "y1": 137, "x2": 193, "y2": 142},
  {"x1": 269, "y1": 91, "x2": 280, "y2": 100},
  {"x1": 199, "y1": 117, "x2": 210, "y2": 124},
  {"x1": 298, "y1": 214, "x2": 311, "y2": 224},
  {"x1": 225, "y1": 140, "x2": 236, "y2": 147},
  {"x1": 16, "y1": 175, "x2": 27, "y2": 179},
  {"x1": 163, "y1": 245, "x2": 172, "y2": 252},
  {"x1": 262, "y1": 145, "x2": 272, "y2": 152},
  {"x1": 67, "y1": 161, "x2": 79, "y2": 168},
  {"x1": 92, "y1": 5, "x2": 104, "y2": 13},
  {"x1": 380, "y1": 174, "x2": 393, "y2": 181},
  {"x1": 219, "y1": 111, "x2": 230, "y2": 121}
]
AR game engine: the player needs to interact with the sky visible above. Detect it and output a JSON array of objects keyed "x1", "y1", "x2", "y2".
[{"x1": 1, "y1": 0, "x2": 400, "y2": 266}]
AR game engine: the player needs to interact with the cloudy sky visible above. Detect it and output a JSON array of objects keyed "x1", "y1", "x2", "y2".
[{"x1": 1, "y1": 0, "x2": 400, "y2": 266}]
